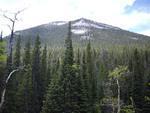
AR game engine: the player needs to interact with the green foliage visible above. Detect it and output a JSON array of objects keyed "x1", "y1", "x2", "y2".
[
  {"x1": 32, "y1": 35, "x2": 42, "y2": 113},
  {"x1": 23, "y1": 38, "x2": 31, "y2": 65},
  {"x1": 1, "y1": 33, "x2": 150, "y2": 113},
  {"x1": 59, "y1": 22, "x2": 89, "y2": 113},
  {"x1": 86, "y1": 41, "x2": 97, "y2": 112},
  {"x1": 132, "y1": 48, "x2": 144, "y2": 113},
  {"x1": 0, "y1": 41, "x2": 6, "y2": 62},
  {"x1": 143, "y1": 81, "x2": 150, "y2": 113},
  {"x1": 120, "y1": 105, "x2": 135, "y2": 113},
  {"x1": 109, "y1": 66, "x2": 128, "y2": 79},
  {"x1": 41, "y1": 78, "x2": 63, "y2": 113},
  {"x1": 15, "y1": 66, "x2": 33, "y2": 113},
  {"x1": 0, "y1": 55, "x2": 6, "y2": 61},
  {"x1": 13, "y1": 37, "x2": 21, "y2": 68}
]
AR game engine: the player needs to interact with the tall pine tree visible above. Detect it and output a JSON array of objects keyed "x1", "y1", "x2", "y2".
[
  {"x1": 32, "y1": 35, "x2": 42, "y2": 113},
  {"x1": 86, "y1": 41, "x2": 97, "y2": 113},
  {"x1": 13, "y1": 37, "x2": 21, "y2": 68},
  {"x1": 40, "y1": 45, "x2": 47, "y2": 98},
  {"x1": 15, "y1": 38, "x2": 33, "y2": 113},
  {"x1": 41, "y1": 22, "x2": 89, "y2": 113},
  {"x1": 132, "y1": 48, "x2": 144, "y2": 113}
]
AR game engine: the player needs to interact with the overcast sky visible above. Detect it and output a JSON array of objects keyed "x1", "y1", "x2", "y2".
[{"x1": 0, "y1": 0, "x2": 150, "y2": 36}]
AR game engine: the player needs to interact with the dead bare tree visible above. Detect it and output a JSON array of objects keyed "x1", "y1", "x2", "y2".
[
  {"x1": 2, "y1": 9, "x2": 25, "y2": 73},
  {"x1": 0, "y1": 9, "x2": 25, "y2": 112}
]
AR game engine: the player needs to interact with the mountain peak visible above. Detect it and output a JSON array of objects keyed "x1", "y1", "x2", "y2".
[
  {"x1": 75, "y1": 17, "x2": 90, "y2": 22},
  {"x1": 71, "y1": 18, "x2": 121, "y2": 30},
  {"x1": 14, "y1": 18, "x2": 150, "y2": 45}
]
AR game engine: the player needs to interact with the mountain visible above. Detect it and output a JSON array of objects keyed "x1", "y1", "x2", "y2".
[{"x1": 14, "y1": 18, "x2": 150, "y2": 47}]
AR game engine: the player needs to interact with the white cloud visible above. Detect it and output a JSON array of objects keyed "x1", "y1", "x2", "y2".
[
  {"x1": 106, "y1": 11, "x2": 150, "y2": 30},
  {"x1": 140, "y1": 29, "x2": 150, "y2": 36},
  {"x1": 1, "y1": 0, "x2": 150, "y2": 36}
]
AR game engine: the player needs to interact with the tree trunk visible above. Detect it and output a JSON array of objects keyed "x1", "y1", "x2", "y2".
[
  {"x1": 117, "y1": 79, "x2": 120, "y2": 113},
  {"x1": 0, "y1": 69, "x2": 19, "y2": 112}
]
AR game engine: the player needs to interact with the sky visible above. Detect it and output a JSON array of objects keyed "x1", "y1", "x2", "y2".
[{"x1": 0, "y1": 0, "x2": 150, "y2": 36}]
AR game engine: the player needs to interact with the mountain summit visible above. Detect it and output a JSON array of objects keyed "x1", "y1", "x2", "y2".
[
  {"x1": 15, "y1": 18, "x2": 150, "y2": 46},
  {"x1": 72, "y1": 18, "x2": 121, "y2": 30}
]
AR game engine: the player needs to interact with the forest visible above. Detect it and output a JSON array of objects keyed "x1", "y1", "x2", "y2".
[{"x1": 0, "y1": 22, "x2": 150, "y2": 113}]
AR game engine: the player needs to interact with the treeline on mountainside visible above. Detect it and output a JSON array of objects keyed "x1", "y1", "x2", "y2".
[{"x1": 0, "y1": 22, "x2": 150, "y2": 113}]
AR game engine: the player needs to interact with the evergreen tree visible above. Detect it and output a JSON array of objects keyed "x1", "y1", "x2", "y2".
[
  {"x1": 41, "y1": 77, "x2": 63, "y2": 113},
  {"x1": 3, "y1": 37, "x2": 22, "y2": 113},
  {"x1": 13, "y1": 37, "x2": 21, "y2": 68},
  {"x1": 60, "y1": 21, "x2": 76, "y2": 112},
  {"x1": 86, "y1": 41, "x2": 97, "y2": 113},
  {"x1": 41, "y1": 22, "x2": 89, "y2": 113},
  {"x1": 132, "y1": 49, "x2": 144, "y2": 113},
  {"x1": 23, "y1": 38, "x2": 31, "y2": 65},
  {"x1": 15, "y1": 66, "x2": 33, "y2": 113},
  {"x1": 81, "y1": 51, "x2": 88, "y2": 88},
  {"x1": 0, "y1": 40, "x2": 6, "y2": 62},
  {"x1": 41, "y1": 45, "x2": 47, "y2": 96},
  {"x1": 0, "y1": 40, "x2": 6, "y2": 112},
  {"x1": 14, "y1": 39, "x2": 33, "y2": 113},
  {"x1": 60, "y1": 22, "x2": 89, "y2": 113},
  {"x1": 76, "y1": 48, "x2": 80, "y2": 65},
  {"x1": 143, "y1": 49, "x2": 150, "y2": 113},
  {"x1": 32, "y1": 35, "x2": 42, "y2": 113},
  {"x1": 46, "y1": 52, "x2": 52, "y2": 84},
  {"x1": 81, "y1": 51, "x2": 90, "y2": 112},
  {"x1": 143, "y1": 80, "x2": 150, "y2": 113}
]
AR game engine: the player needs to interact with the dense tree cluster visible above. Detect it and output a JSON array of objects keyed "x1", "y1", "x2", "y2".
[{"x1": 0, "y1": 22, "x2": 150, "y2": 113}]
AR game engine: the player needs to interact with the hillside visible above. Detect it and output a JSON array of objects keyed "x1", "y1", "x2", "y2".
[{"x1": 14, "y1": 18, "x2": 150, "y2": 46}]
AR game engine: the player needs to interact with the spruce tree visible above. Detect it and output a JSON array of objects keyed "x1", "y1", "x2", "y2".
[
  {"x1": 3, "y1": 37, "x2": 22, "y2": 113},
  {"x1": 86, "y1": 41, "x2": 97, "y2": 113},
  {"x1": 132, "y1": 48, "x2": 144, "y2": 113},
  {"x1": 0, "y1": 40, "x2": 6, "y2": 92},
  {"x1": 13, "y1": 37, "x2": 21, "y2": 68},
  {"x1": 41, "y1": 77, "x2": 63, "y2": 113},
  {"x1": 41, "y1": 45, "x2": 47, "y2": 97},
  {"x1": 143, "y1": 49, "x2": 150, "y2": 113},
  {"x1": 15, "y1": 39, "x2": 33, "y2": 113},
  {"x1": 23, "y1": 38, "x2": 31, "y2": 65},
  {"x1": 32, "y1": 35, "x2": 42, "y2": 113},
  {"x1": 143, "y1": 79, "x2": 150, "y2": 113},
  {"x1": 60, "y1": 22, "x2": 89, "y2": 113},
  {"x1": 81, "y1": 51, "x2": 90, "y2": 112},
  {"x1": 15, "y1": 66, "x2": 33, "y2": 113},
  {"x1": 81, "y1": 51, "x2": 88, "y2": 87},
  {"x1": 41, "y1": 22, "x2": 89, "y2": 113},
  {"x1": 60, "y1": 21, "x2": 75, "y2": 113}
]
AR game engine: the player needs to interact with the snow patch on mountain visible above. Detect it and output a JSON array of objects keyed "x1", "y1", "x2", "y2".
[
  {"x1": 80, "y1": 35, "x2": 93, "y2": 40},
  {"x1": 72, "y1": 19, "x2": 104, "y2": 29},
  {"x1": 131, "y1": 37, "x2": 138, "y2": 40},
  {"x1": 72, "y1": 28, "x2": 88, "y2": 34},
  {"x1": 72, "y1": 18, "x2": 120, "y2": 30},
  {"x1": 51, "y1": 21, "x2": 68, "y2": 26}
]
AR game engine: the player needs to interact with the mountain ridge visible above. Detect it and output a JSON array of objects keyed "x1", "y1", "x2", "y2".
[{"x1": 13, "y1": 18, "x2": 150, "y2": 46}]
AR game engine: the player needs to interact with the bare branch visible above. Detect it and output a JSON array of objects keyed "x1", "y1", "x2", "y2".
[
  {"x1": 3, "y1": 8, "x2": 26, "y2": 23},
  {"x1": 3, "y1": 14, "x2": 14, "y2": 22}
]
